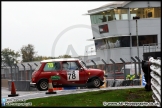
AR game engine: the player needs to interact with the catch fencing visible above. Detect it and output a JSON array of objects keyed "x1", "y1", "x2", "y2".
[
  {"x1": 1, "y1": 61, "x2": 41, "y2": 81},
  {"x1": 1, "y1": 61, "x2": 41, "y2": 91},
  {"x1": 1, "y1": 56, "x2": 142, "y2": 91},
  {"x1": 85, "y1": 56, "x2": 142, "y2": 87}
]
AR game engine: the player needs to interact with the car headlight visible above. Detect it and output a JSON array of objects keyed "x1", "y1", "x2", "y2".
[{"x1": 104, "y1": 74, "x2": 108, "y2": 77}]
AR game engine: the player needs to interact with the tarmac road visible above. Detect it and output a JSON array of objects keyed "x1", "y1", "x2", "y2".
[{"x1": 1, "y1": 86, "x2": 144, "y2": 103}]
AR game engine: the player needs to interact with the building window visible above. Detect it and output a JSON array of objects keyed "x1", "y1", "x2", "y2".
[
  {"x1": 115, "y1": 14, "x2": 119, "y2": 20},
  {"x1": 132, "y1": 35, "x2": 157, "y2": 46},
  {"x1": 114, "y1": 9, "x2": 128, "y2": 20},
  {"x1": 106, "y1": 36, "x2": 130, "y2": 48},
  {"x1": 130, "y1": 7, "x2": 161, "y2": 19},
  {"x1": 95, "y1": 39, "x2": 107, "y2": 50},
  {"x1": 90, "y1": 7, "x2": 161, "y2": 24},
  {"x1": 90, "y1": 8, "x2": 129, "y2": 23},
  {"x1": 94, "y1": 35, "x2": 157, "y2": 51},
  {"x1": 90, "y1": 9, "x2": 115, "y2": 24},
  {"x1": 95, "y1": 36, "x2": 131, "y2": 51}
]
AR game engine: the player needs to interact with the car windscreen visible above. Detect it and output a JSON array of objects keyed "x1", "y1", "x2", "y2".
[{"x1": 79, "y1": 61, "x2": 87, "y2": 69}]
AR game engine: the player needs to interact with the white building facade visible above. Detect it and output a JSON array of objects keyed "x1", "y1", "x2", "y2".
[{"x1": 80, "y1": 1, "x2": 161, "y2": 70}]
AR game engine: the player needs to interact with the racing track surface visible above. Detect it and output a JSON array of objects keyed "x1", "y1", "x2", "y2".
[{"x1": 2, "y1": 86, "x2": 144, "y2": 103}]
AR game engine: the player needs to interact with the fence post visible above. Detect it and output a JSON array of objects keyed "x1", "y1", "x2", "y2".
[
  {"x1": 10, "y1": 66, "x2": 13, "y2": 81},
  {"x1": 14, "y1": 64, "x2": 17, "y2": 81},
  {"x1": 135, "y1": 56, "x2": 141, "y2": 76},
  {"x1": 21, "y1": 64, "x2": 25, "y2": 81},
  {"x1": 102, "y1": 59, "x2": 107, "y2": 73},
  {"x1": 91, "y1": 60, "x2": 97, "y2": 69},
  {"x1": 34, "y1": 63, "x2": 38, "y2": 66},
  {"x1": 3, "y1": 64, "x2": 8, "y2": 79},
  {"x1": 131, "y1": 57, "x2": 138, "y2": 79},
  {"x1": 120, "y1": 58, "x2": 126, "y2": 80},
  {"x1": 16, "y1": 65, "x2": 20, "y2": 81},
  {"x1": 28, "y1": 63, "x2": 32, "y2": 81},
  {"x1": 110, "y1": 59, "x2": 115, "y2": 81},
  {"x1": 81, "y1": 61, "x2": 87, "y2": 67}
]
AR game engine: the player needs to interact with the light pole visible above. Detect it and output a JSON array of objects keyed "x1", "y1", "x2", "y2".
[
  {"x1": 14, "y1": 60, "x2": 17, "y2": 81},
  {"x1": 8, "y1": 55, "x2": 13, "y2": 81},
  {"x1": 133, "y1": 16, "x2": 140, "y2": 58},
  {"x1": 2, "y1": 58, "x2": 7, "y2": 79},
  {"x1": 91, "y1": 48, "x2": 93, "y2": 56}
]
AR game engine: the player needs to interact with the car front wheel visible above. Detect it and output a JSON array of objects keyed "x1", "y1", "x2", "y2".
[
  {"x1": 37, "y1": 80, "x2": 48, "y2": 91},
  {"x1": 92, "y1": 78, "x2": 101, "y2": 88}
]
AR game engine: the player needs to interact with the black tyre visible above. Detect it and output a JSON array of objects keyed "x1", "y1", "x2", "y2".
[
  {"x1": 145, "y1": 84, "x2": 151, "y2": 91},
  {"x1": 37, "y1": 80, "x2": 48, "y2": 91},
  {"x1": 92, "y1": 78, "x2": 101, "y2": 88}
]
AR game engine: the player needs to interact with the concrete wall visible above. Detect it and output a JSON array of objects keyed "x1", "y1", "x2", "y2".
[
  {"x1": 1, "y1": 79, "x2": 9, "y2": 88},
  {"x1": 85, "y1": 18, "x2": 161, "y2": 66},
  {"x1": 92, "y1": 18, "x2": 160, "y2": 42},
  {"x1": 8, "y1": 80, "x2": 37, "y2": 91}
]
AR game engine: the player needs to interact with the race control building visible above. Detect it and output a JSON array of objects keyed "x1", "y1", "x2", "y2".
[{"x1": 80, "y1": 1, "x2": 161, "y2": 71}]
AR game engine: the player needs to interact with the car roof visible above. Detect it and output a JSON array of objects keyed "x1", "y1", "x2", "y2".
[{"x1": 41, "y1": 58, "x2": 80, "y2": 63}]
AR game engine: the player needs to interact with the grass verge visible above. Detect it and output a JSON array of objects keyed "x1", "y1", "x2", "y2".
[{"x1": 24, "y1": 88, "x2": 154, "y2": 107}]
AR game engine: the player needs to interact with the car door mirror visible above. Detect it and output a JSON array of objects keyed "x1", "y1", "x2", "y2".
[{"x1": 80, "y1": 67, "x2": 84, "y2": 71}]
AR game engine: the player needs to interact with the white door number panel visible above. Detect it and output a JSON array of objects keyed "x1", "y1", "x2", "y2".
[{"x1": 67, "y1": 70, "x2": 79, "y2": 81}]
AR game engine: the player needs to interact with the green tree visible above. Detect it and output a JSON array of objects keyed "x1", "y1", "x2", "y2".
[
  {"x1": 58, "y1": 54, "x2": 71, "y2": 58},
  {"x1": 21, "y1": 44, "x2": 36, "y2": 62},
  {"x1": 32, "y1": 54, "x2": 71, "y2": 61},
  {"x1": 33, "y1": 56, "x2": 56, "y2": 61},
  {"x1": 1, "y1": 48, "x2": 20, "y2": 66}
]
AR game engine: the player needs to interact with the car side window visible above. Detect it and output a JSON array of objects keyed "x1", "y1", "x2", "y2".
[
  {"x1": 43, "y1": 62, "x2": 61, "y2": 71},
  {"x1": 66, "y1": 61, "x2": 80, "y2": 70}
]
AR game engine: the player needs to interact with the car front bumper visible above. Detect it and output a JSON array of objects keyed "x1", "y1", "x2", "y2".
[
  {"x1": 104, "y1": 74, "x2": 108, "y2": 77},
  {"x1": 100, "y1": 80, "x2": 105, "y2": 86},
  {"x1": 30, "y1": 82, "x2": 36, "y2": 88}
]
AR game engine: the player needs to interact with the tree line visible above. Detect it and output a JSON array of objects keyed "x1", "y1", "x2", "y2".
[{"x1": 1, "y1": 44, "x2": 71, "y2": 66}]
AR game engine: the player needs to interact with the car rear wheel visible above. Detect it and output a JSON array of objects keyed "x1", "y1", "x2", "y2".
[{"x1": 37, "y1": 80, "x2": 48, "y2": 91}]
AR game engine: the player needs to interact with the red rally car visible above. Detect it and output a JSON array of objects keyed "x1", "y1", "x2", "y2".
[{"x1": 30, "y1": 58, "x2": 106, "y2": 91}]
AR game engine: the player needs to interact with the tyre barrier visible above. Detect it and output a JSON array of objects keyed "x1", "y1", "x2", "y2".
[
  {"x1": 106, "y1": 79, "x2": 140, "y2": 87},
  {"x1": 149, "y1": 57, "x2": 161, "y2": 106}
]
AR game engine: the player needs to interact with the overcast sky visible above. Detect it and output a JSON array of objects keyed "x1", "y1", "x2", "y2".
[{"x1": 2, "y1": 1, "x2": 112, "y2": 58}]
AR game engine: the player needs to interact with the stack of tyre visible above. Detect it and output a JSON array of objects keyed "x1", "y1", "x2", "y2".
[{"x1": 141, "y1": 60, "x2": 152, "y2": 91}]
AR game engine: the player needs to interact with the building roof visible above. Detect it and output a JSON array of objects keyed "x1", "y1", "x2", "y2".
[
  {"x1": 85, "y1": 1, "x2": 131, "y2": 15},
  {"x1": 96, "y1": 1, "x2": 127, "y2": 9},
  {"x1": 41, "y1": 58, "x2": 80, "y2": 63}
]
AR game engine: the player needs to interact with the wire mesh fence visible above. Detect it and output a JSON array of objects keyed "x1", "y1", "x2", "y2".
[
  {"x1": 1, "y1": 61, "x2": 41, "y2": 81},
  {"x1": 1, "y1": 57, "x2": 142, "y2": 91}
]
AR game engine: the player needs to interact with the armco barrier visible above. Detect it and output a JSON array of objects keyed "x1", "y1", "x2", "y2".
[{"x1": 149, "y1": 57, "x2": 161, "y2": 107}]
